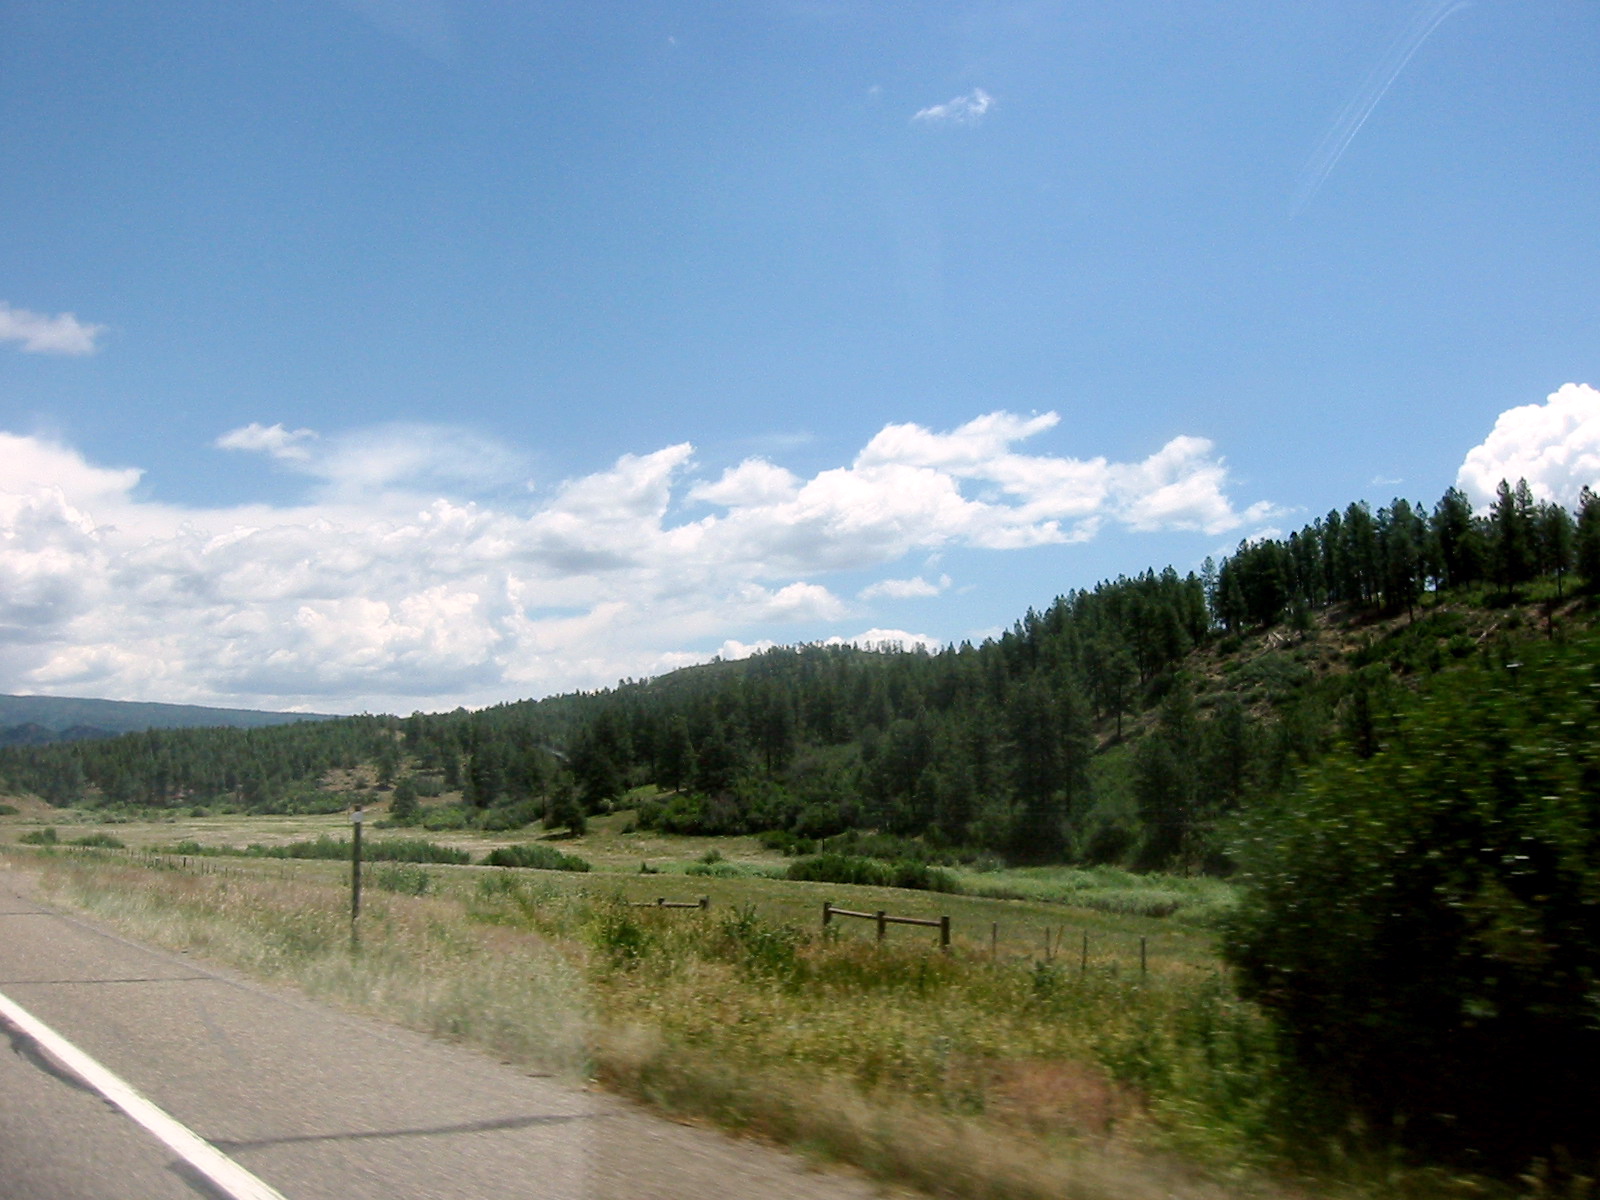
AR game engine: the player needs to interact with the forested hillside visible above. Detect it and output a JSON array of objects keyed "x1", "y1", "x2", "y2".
[
  {"x1": 4, "y1": 479, "x2": 1598, "y2": 875},
  {"x1": 0, "y1": 693, "x2": 335, "y2": 748}
]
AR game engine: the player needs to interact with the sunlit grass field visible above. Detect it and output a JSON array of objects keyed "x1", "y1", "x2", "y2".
[{"x1": 0, "y1": 805, "x2": 1521, "y2": 1200}]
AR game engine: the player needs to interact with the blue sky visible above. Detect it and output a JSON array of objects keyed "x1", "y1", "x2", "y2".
[{"x1": 2, "y1": 0, "x2": 1597, "y2": 712}]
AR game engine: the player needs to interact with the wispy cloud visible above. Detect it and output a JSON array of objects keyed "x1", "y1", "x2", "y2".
[
  {"x1": 0, "y1": 302, "x2": 105, "y2": 355},
  {"x1": 1293, "y1": 0, "x2": 1470, "y2": 213},
  {"x1": 218, "y1": 421, "x2": 529, "y2": 498},
  {"x1": 217, "y1": 422, "x2": 320, "y2": 462},
  {"x1": 859, "y1": 574, "x2": 951, "y2": 601},
  {"x1": 912, "y1": 87, "x2": 994, "y2": 127},
  {"x1": 0, "y1": 413, "x2": 1272, "y2": 711}
]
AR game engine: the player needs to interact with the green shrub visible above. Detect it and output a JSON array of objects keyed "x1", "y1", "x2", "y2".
[
  {"x1": 784, "y1": 853, "x2": 961, "y2": 893},
  {"x1": 482, "y1": 842, "x2": 591, "y2": 872},
  {"x1": 712, "y1": 905, "x2": 801, "y2": 979},
  {"x1": 1078, "y1": 817, "x2": 1136, "y2": 865},
  {"x1": 818, "y1": 831, "x2": 952, "y2": 865},
  {"x1": 1224, "y1": 637, "x2": 1600, "y2": 1172},
  {"x1": 684, "y1": 861, "x2": 743, "y2": 877},
  {"x1": 478, "y1": 800, "x2": 539, "y2": 832},
  {"x1": 387, "y1": 778, "x2": 419, "y2": 824},
  {"x1": 635, "y1": 791, "x2": 745, "y2": 836},
  {"x1": 249, "y1": 835, "x2": 468, "y2": 864},
  {"x1": 19, "y1": 826, "x2": 58, "y2": 845},
  {"x1": 372, "y1": 863, "x2": 432, "y2": 895},
  {"x1": 245, "y1": 786, "x2": 347, "y2": 816},
  {"x1": 71, "y1": 832, "x2": 124, "y2": 849},
  {"x1": 755, "y1": 829, "x2": 815, "y2": 856},
  {"x1": 587, "y1": 900, "x2": 653, "y2": 966},
  {"x1": 0, "y1": 803, "x2": 19, "y2": 816},
  {"x1": 420, "y1": 803, "x2": 470, "y2": 831}
]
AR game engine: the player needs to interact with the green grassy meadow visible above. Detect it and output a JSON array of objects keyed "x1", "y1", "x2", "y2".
[{"x1": 0, "y1": 802, "x2": 1528, "y2": 1200}]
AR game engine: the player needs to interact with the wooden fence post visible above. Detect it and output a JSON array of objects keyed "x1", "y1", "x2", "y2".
[
  {"x1": 876, "y1": 911, "x2": 886, "y2": 942},
  {"x1": 1140, "y1": 936, "x2": 1147, "y2": 977},
  {"x1": 822, "y1": 901, "x2": 833, "y2": 930},
  {"x1": 940, "y1": 915, "x2": 950, "y2": 950},
  {"x1": 1080, "y1": 930, "x2": 1089, "y2": 974}
]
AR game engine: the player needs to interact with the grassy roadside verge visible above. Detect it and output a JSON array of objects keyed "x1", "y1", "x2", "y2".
[{"x1": 5, "y1": 847, "x2": 1501, "y2": 1200}]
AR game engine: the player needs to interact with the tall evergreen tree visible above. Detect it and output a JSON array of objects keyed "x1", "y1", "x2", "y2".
[
  {"x1": 1536, "y1": 500, "x2": 1576, "y2": 597},
  {"x1": 1578, "y1": 486, "x2": 1600, "y2": 593},
  {"x1": 1490, "y1": 478, "x2": 1536, "y2": 591},
  {"x1": 1431, "y1": 487, "x2": 1482, "y2": 589}
]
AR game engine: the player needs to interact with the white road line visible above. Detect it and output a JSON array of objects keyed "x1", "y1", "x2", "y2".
[{"x1": 0, "y1": 987, "x2": 289, "y2": 1200}]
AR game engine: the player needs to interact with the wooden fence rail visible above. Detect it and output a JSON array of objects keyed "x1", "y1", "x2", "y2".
[
  {"x1": 632, "y1": 897, "x2": 710, "y2": 910},
  {"x1": 822, "y1": 901, "x2": 950, "y2": 948}
]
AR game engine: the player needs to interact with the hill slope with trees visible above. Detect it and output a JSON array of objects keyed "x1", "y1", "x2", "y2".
[
  {"x1": 5, "y1": 477, "x2": 1600, "y2": 1175},
  {"x1": 3, "y1": 478, "x2": 1596, "y2": 870}
]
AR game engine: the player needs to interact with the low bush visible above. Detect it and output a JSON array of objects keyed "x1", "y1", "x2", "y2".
[
  {"x1": 245, "y1": 787, "x2": 348, "y2": 816},
  {"x1": 372, "y1": 863, "x2": 432, "y2": 895},
  {"x1": 71, "y1": 832, "x2": 124, "y2": 849},
  {"x1": 1226, "y1": 635, "x2": 1600, "y2": 1173},
  {"x1": 784, "y1": 853, "x2": 961, "y2": 893},
  {"x1": 482, "y1": 842, "x2": 591, "y2": 872},
  {"x1": 755, "y1": 829, "x2": 815, "y2": 856},
  {"x1": 19, "y1": 826, "x2": 58, "y2": 845},
  {"x1": 420, "y1": 804, "x2": 470, "y2": 831},
  {"x1": 478, "y1": 800, "x2": 540, "y2": 832},
  {"x1": 0, "y1": 802, "x2": 19, "y2": 815},
  {"x1": 248, "y1": 835, "x2": 469, "y2": 864},
  {"x1": 636, "y1": 792, "x2": 749, "y2": 836},
  {"x1": 684, "y1": 861, "x2": 745, "y2": 878}
]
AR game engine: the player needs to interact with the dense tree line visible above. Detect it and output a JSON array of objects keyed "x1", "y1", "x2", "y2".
[
  {"x1": 4, "y1": 480, "x2": 1597, "y2": 871},
  {"x1": 1215, "y1": 482, "x2": 1600, "y2": 630},
  {"x1": 0, "y1": 717, "x2": 399, "y2": 811}
]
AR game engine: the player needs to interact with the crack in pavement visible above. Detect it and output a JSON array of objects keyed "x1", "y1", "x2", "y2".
[
  {"x1": 211, "y1": 1111, "x2": 606, "y2": 1153},
  {"x1": 2, "y1": 1012, "x2": 102, "y2": 1097},
  {"x1": 0, "y1": 976, "x2": 217, "y2": 986}
]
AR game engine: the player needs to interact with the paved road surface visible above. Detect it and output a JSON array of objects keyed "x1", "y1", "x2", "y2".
[{"x1": 0, "y1": 862, "x2": 887, "y2": 1200}]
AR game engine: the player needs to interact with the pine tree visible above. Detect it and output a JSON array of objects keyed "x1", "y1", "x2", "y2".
[
  {"x1": 1491, "y1": 478, "x2": 1536, "y2": 591},
  {"x1": 1578, "y1": 487, "x2": 1600, "y2": 593},
  {"x1": 1536, "y1": 501, "x2": 1576, "y2": 597}
]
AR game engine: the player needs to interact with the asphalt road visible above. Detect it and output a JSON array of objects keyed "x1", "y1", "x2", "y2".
[{"x1": 0, "y1": 862, "x2": 885, "y2": 1200}]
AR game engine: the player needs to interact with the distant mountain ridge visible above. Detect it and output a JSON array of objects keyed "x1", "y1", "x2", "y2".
[{"x1": 0, "y1": 694, "x2": 338, "y2": 747}]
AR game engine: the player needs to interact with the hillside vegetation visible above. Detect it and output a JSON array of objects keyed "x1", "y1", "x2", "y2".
[
  {"x1": 0, "y1": 693, "x2": 336, "y2": 748},
  {"x1": 3, "y1": 479, "x2": 1595, "y2": 870},
  {"x1": 4, "y1": 477, "x2": 1600, "y2": 1185}
]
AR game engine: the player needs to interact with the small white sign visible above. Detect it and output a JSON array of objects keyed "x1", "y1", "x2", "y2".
[{"x1": 351, "y1": 807, "x2": 365, "y2": 824}]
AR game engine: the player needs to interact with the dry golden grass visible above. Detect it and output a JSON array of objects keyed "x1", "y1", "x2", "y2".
[{"x1": 7, "y1": 848, "x2": 1518, "y2": 1200}]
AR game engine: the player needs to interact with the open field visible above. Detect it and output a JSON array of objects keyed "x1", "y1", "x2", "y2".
[
  {"x1": 0, "y1": 805, "x2": 1223, "y2": 967},
  {"x1": 0, "y1": 801, "x2": 1527, "y2": 1200}
]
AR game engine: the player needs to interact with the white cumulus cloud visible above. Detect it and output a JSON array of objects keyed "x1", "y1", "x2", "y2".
[
  {"x1": 0, "y1": 302, "x2": 105, "y2": 355},
  {"x1": 1457, "y1": 383, "x2": 1600, "y2": 509},
  {"x1": 0, "y1": 412, "x2": 1270, "y2": 711},
  {"x1": 911, "y1": 88, "x2": 995, "y2": 126},
  {"x1": 859, "y1": 575, "x2": 950, "y2": 601}
]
